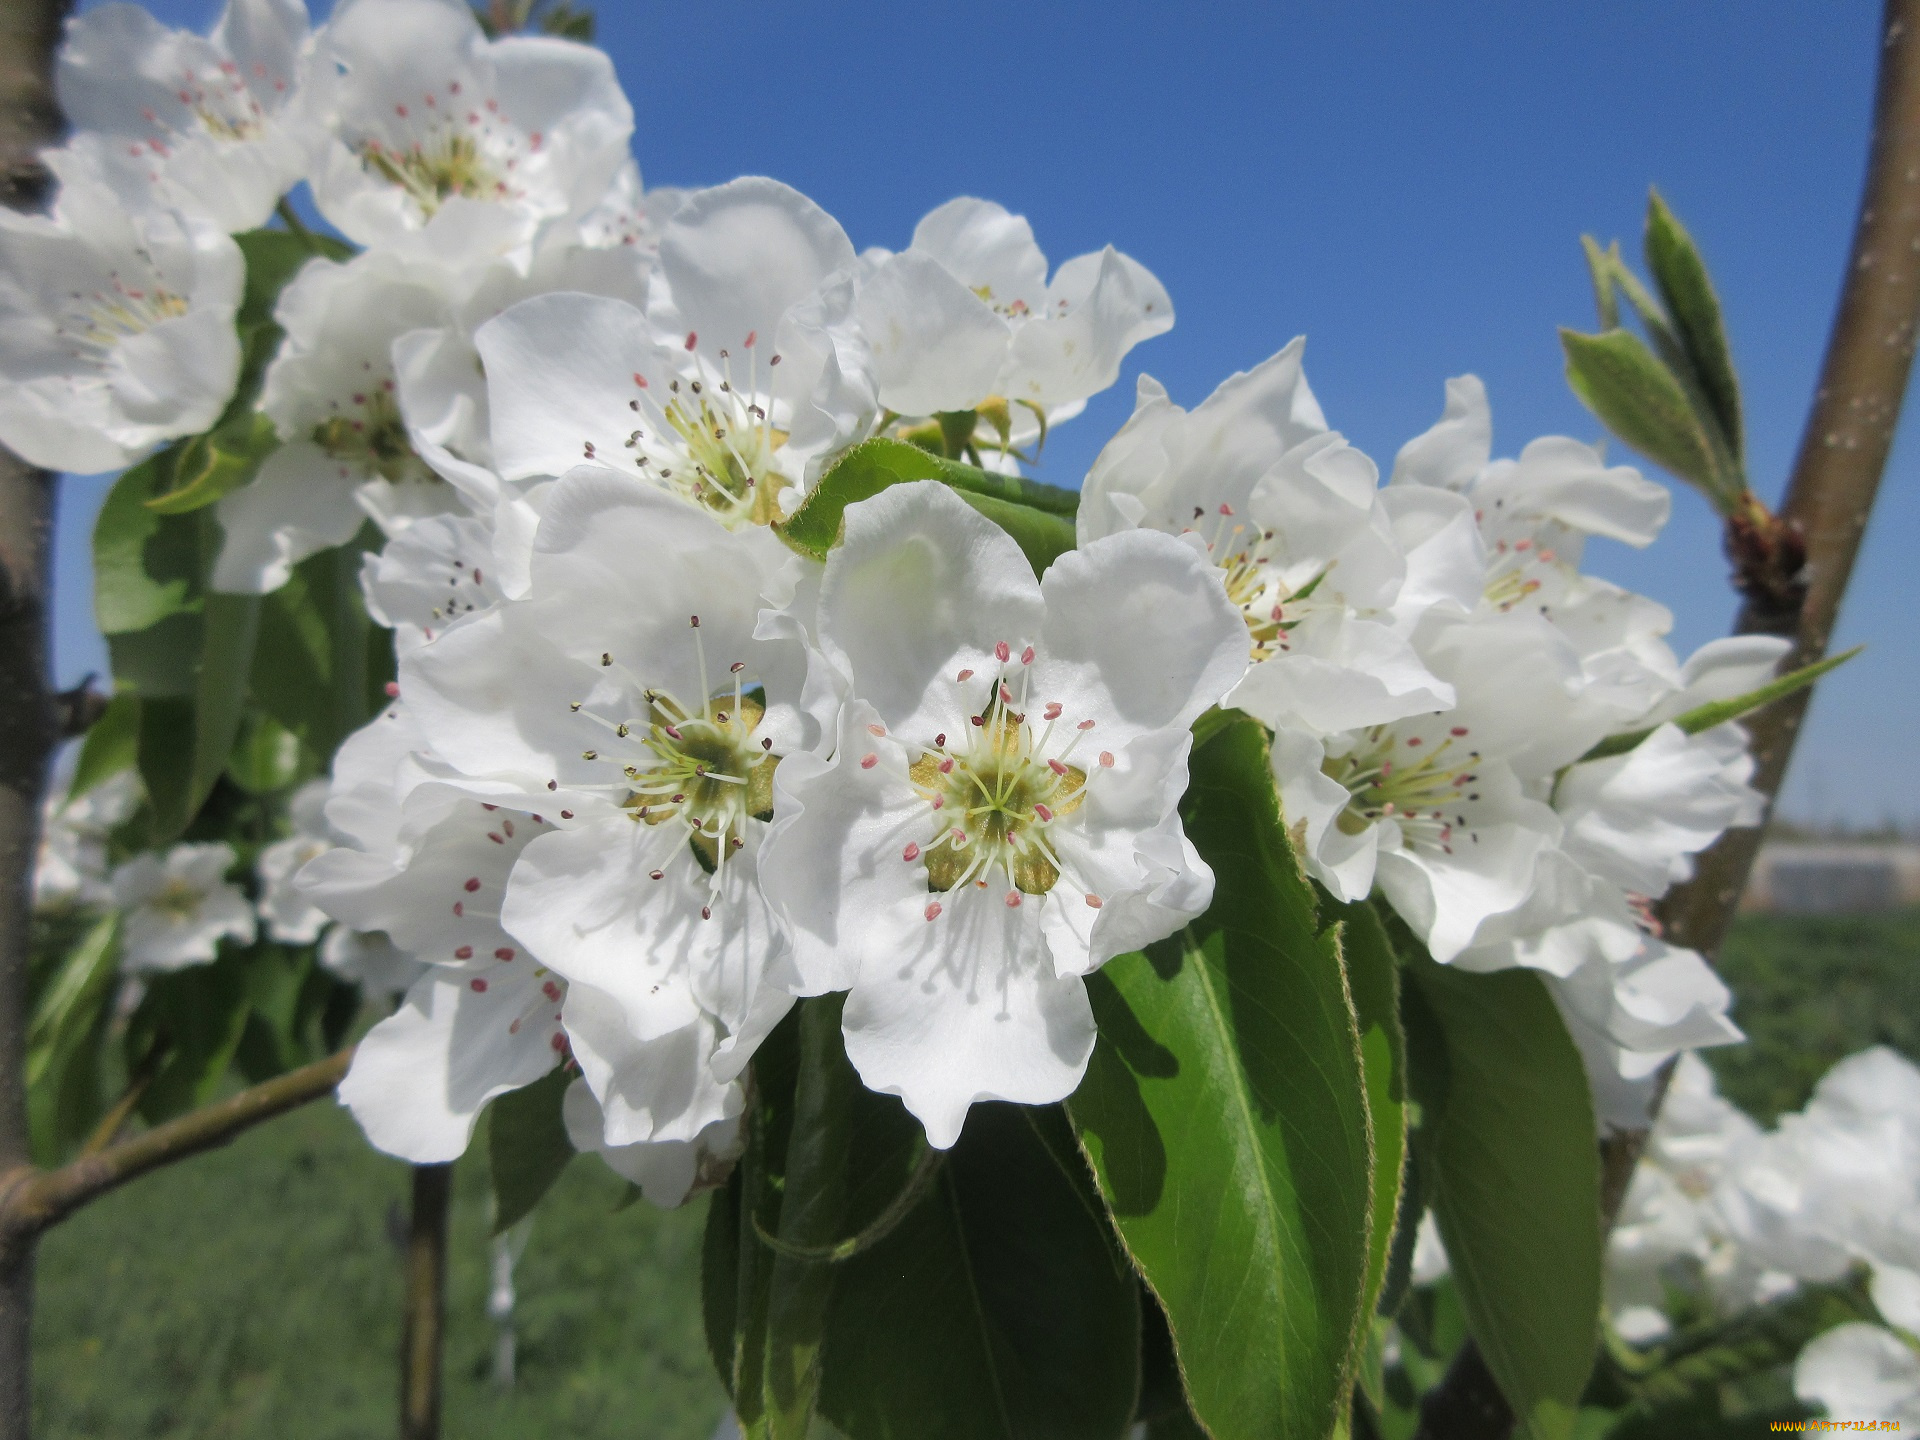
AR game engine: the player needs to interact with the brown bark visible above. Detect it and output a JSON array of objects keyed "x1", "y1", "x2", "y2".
[
  {"x1": 400, "y1": 1165, "x2": 452, "y2": 1440},
  {"x1": 0, "y1": 0, "x2": 68, "y2": 1433},
  {"x1": 1416, "y1": 4, "x2": 1920, "y2": 1435}
]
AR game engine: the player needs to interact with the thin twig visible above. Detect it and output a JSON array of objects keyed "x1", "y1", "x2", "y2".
[
  {"x1": 75, "y1": 1069, "x2": 151, "y2": 1159},
  {"x1": 0, "y1": 1046, "x2": 354, "y2": 1254}
]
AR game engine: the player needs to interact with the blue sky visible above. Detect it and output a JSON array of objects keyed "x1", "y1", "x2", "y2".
[{"x1": 56, "y1": 0, "x2": 1919, "y2": 826}]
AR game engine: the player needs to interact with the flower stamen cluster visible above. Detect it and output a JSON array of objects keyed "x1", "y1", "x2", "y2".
[
  {"x1": 611, "y1": 337, "x2": 790, "y2": 527},
  {"x1": 571, "y1": 619, "x2": 777, "y2": 917},
  {"x1": 889, "y1": 643, "x2": 1103, "y2": 912},
  {"x1": 1322, "y1": 724, "x2": 1480, "y2": 853}
]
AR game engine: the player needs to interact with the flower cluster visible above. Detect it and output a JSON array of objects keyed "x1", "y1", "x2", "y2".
[
  {"x1": 1410, "y1": 1048, "x2": 1920, "y2": 1426},
  {"x1": 16, "y1": 0, "x2": 1782, "y2": 1209},
  {"x1": 1086, "y1": 361, "x2": 1764, "y2": 1118}
]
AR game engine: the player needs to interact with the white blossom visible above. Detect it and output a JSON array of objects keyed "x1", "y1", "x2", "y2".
[
  {"x1": 1079, "y1": 342, "x2": 1458, "y2": 735},
  {"x1": 34, "y1": 766, "x2": 140, "y2": 912},
  {"x1": 300, "y1": 708, "x2": 571, "y2": 1161},
  {"x1": 52, "y1": 0, "x2": 311, "y2": 232},
  {"x1": 475, "y1": 176, "x2": 873, "y2": 521},
  {"x1": 394, "y1": 473, "x2": 817, "y2": 1148},
  {"x1": 561, "y1": 1078, "x2": 741, "y2": 1210},
  {"x1": 213, "y1": 245, "x2": 471, "y2": 593},
  {"x1": 0, "y1": 179, "x2": 241, "y2": 473},
  {"x1": 1795, "y1": 1324, "x2": 1920, "y2": 1427},
  {"x1": 112, "y1": 841, "x2": 256, "y2": 973},
  {"x1": 256, "y1": 778, "x2": 333, "y2": 942},
  {"x1": 760, "y1": 481, "x2": 1246, "y2": 1148},
  {"x1": 302, "y1": 0, "x2": 632, "y2": 268},
  {"x1": 856, "y1": 197, "x2": 1171, "y2": 438}
]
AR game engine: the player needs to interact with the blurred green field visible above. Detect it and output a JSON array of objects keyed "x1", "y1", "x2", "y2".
[
  {"x1": 1703, "y1": 907, "x2": 1920, "y2": 1122},
  {"x1": 33, "y1": 1096, "x2": 727, "y2": 1439},
  {"x1": 29, "y1": 909, "x2": 1920, "y2": 1436}
]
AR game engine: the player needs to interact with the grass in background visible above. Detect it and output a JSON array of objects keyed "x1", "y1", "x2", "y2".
[
  {"x1": 33, "y1": 1095, "x2": 726, "y2": 1439},
  {"x1": 28, "y1": 910, "x2": 1920, "y2": 1433},
  {"x1": 1705, "y1": 908, "x2": 1920, "y2": 1122}
]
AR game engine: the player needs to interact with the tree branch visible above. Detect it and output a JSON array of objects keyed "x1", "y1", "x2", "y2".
[
  {"x1": 0, "y1": 0, "x2": 71, "y2": 1431},
  {"x1": 1662, "y1": 0, "x2": 1920, "y2": 960},
  {"x1": 1417, "y1": 5, "x2": 1920, "y2": 1436},
  {"x1": 0, "y1": 1047, "x2": 354, "y2": 1250},
  {"x1": 401, "y1": 1163, "x2": 451, "y2": 1440}
]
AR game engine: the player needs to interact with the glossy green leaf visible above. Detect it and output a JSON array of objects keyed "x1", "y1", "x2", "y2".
[
  {"x1": 26, "y1": 915, "x2": 119, "y2": 1085},
  {"x1": 1400, "y1": 960, "x2": 1602, "y2": 1440},
  {"x1": 69, "y1": 693, "x2": 140, "y2": 798},
  {"x1": 93, "y1": 448, "x2": 201, "y2": 634},
  {"x1": 1643, "y1": 190, "x2": 1742, "y2": 464},
  {"x1": 818, "y1": 1102, "x2": 1140, "y2": 1440},
  {"x1": 108, "y1": 612, "x2": 202, "y2": 699},
  {"x1": 1559, "y1": 328, "x2": 1733, "y2": 508},
  {"x1": 488, "y1": 1067, "x2": 577, "y2": 1234},
  {"x1": 776, "y1": 437, "x2": 1078, "y2": 574},
  {"x1": 1577, "y1": 645, "x2": 1860, "y2": 765},
  {"x1": 1334, "y1": 898, "x2": 1408, "y2": 1323},
  {"x1": 1069, "y1": 717, "x2": 1374, "y2": 1440},
  {"x1": 954, "y1": 489, "x2": 1078, "y2": 576}
]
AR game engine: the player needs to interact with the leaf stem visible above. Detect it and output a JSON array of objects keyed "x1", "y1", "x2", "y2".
[
  {"x1": 274, "y1": 197, "x2": 326, "y2": 257},
  {"x1": 752, "y1": 1142, "x2": 943, "y2": 1264}
]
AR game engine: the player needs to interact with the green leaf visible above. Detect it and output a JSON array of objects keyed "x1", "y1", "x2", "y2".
[
  {"x1": 122, "y1": 589, "x2": 262, "y2": 842},
  {"x1": 93, "y1": 448, "x2": 201, "y2": 634},
  {"x1": 234, "y1": 228, "x2": 349, "y2": 329},
  {"x1": 1069, "y1": 716, "x2": 1375, "y2": 1440},
  {"x1": 1559, "y1": 328, "x2": 1734, "y2": 509},
  {"x1": 761, "y1": 994, "x2": 858, "y2": 1437},
  {"x1": 1644, "y1": 190, "x2": 1742, "y2": 464},
  {"x1": 186, "y1": 592, "x2": 263, "y2": 826},
  {"x1": 108, "y1": 612, "x2": 202, "y2": 698},
  {"x1": 1335, "y1": 899, "x2": 1408, "y2": 1323},
  {"x1": 818, "y1": 1103, "x2": 1140, "y2": 1440},
  {"x1": 248, "y1": 540, "x2": 383, "y2": 764},
  {"x1": 131, "y1": 953, "x2": 254, "y2": 1123},
  {"x1": 26, "y1": 913, "x2": 119, "y2": 1090},
  {"x1": 233, "y1": 945, "x2": 316, "y2": 1081},
  {"x1": 1400, "y1": 960, "x2": 1602, "y2": 1440},
  {"x1": 69, "y1": 693, "x2": 140, "y2": 799},
  {"x1": 776, "y1": 437, "x2": 1079, "y2": 572},
  {"x1": 1577, "y1": 645, "x2": 1860, "y2": 765},
  {"x1": 134, "y1": 696, "x2": 196, "y2": 840},
  {"x1": 143, "y1": 411, "x2": 279, "y2": 515},
  {"x1": 953, "y1": 489, "x2": 1078, "y2": 576},
  {"x1": 1581, "y1": 237, "x2": 1622, "y2": 332},
  {"x1": 488, "y1": 1067, "x2": 577, "y2": 1234},
  {"x1": 25, "y1": 915, "x2": 120, "y2": 1165}
]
